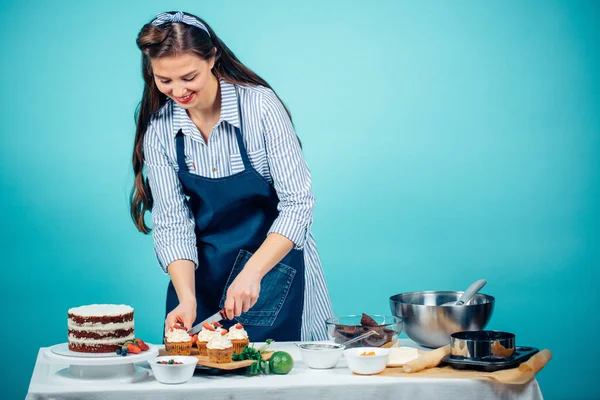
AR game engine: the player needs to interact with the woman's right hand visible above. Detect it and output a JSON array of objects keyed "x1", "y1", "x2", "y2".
[{"x1": 164, "y1": 298, "x2": 197, "y2": 336}]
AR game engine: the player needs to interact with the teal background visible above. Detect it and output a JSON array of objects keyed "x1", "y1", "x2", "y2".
[{"x1": 1, "y1": 0, "x2": 598, "y2": 398}]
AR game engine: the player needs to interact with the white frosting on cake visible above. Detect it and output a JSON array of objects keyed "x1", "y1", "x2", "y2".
[
  {"x1": 198, "y1": 327, "x2": 223, "y2": 342},
  {"x1": 68, "y1": 304, "x2": 133, "y2": 317},
  {"x1": 68, "y1": 320, "x2": 134, "y2": 331},
  {"x1": 207, "y1": 335, "x2": 233, "y2": 350},
  {"x1": 227, "y1": 326, "x2": 248, "y2": 340},
  {"x1": 68, "y1": 333, "x2": 135, "y2": 345},
  {"x1": 165, "y1": 329, "x2": 193, "y2": 343}
]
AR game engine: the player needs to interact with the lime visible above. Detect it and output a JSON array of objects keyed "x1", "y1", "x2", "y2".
[{"x1": 269, "y1": 351, "x2": 294, "y2": 374}]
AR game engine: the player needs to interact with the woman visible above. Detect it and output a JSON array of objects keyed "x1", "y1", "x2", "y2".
[{"x1": 130, "y1": 11, "x2": 333, "y2": 341}]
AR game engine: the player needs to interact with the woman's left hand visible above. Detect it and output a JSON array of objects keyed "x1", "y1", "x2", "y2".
[{"x1": 224, "y1": 268, "x2": 261, "y2": 319}]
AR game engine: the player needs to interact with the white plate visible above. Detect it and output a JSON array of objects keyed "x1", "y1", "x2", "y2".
[
  {"x1": 45, "y1": 343, "x2": 159, "y2": 366},
  {"x1": 53, "y1": 365, "x2": 150, "y2": 384},
  {"x1": 51, "y1": 343, "x2": 121, "y2": 358},
  {"x1": 386, "y1": 347, "x2": 421, "y2": 367}
]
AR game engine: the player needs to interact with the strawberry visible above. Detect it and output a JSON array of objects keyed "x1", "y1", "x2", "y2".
[
  {"x1": 202, "y1": 322, "x2": 215, "y2": 331},
  {"x1": 235, "y1": 323, "x2": 243, "y2": 329},
  {"x1": 214, "y1": 322, "x2": 223, "y2": 328},
  {"x1": 126, "y1": 343, "x2": 141, "y2": 354},
  {"x1": 135, "y1": 339, "x2": 149, "y2": 351},
  {"x1": 220, "y1": 329, "x2": 228, "y2": 336},
  {"x1": 172, "y1": 323, "x2": 186, "y2": 331}
]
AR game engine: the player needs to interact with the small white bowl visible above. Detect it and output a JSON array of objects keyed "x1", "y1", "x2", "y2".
[
  {"x1": 343, "y1": 347, "x2": 392, "y2": 375},
  {"x1": 296, "y1": 342, "x2": 344, "y2": 369},
  {"x1": 149, "y1": 356, "x2": 197, "y2": 384}
]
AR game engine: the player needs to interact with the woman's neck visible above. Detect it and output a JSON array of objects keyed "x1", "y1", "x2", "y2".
[{"x1": 187, "y1": 73, "x2": 221, "y2": 123}]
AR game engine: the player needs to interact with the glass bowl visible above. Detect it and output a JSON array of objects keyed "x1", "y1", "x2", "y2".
[{"x1": 325, "y1": 314, "x2": 403, "y2": 348}]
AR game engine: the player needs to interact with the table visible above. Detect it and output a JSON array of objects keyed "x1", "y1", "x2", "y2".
[{"x1": 27, "y1": 339, "x2": 544, "y2": 400}]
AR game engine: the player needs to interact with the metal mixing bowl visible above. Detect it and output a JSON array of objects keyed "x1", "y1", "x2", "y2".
[{"x1": 389, "y1": 291, "x2": 495, "y2": 348}]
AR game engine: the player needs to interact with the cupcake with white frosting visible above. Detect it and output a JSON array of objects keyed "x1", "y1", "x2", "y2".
[
  {"x1": 227, "y1": 323, "x2": 250, "y2": 354},
  {"x1": 206, "y1": 330, "x2": 234, "y2": 363},
  {"x1": 164, "y1": 325, "x2": 193, "y2": 356},
  {"x1": 196, "y1": 322, "x2": 223, "y2": 356}
]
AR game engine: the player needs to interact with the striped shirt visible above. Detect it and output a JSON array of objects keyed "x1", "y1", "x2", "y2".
[{"x1": 143, "y1": 79, "x2": 333, "y2": 340}]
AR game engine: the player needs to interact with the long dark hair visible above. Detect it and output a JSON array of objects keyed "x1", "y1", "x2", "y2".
[{"x1": 130, "y1": 12, "x2": 293, "y2": 233}]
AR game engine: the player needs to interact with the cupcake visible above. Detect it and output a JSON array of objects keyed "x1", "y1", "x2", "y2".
[
  {"x1": 206, "y1": 331, "x2": 234, "y2": 363},
  {"x1": 196, "y1": 322, "x2": 223, "y2": 357},
  {"x1": 227, "y1": 323, "x2": 250, "y2": 354},
  {"x1": 164, "y1": 325, "x2": 193, "y2": 356}
]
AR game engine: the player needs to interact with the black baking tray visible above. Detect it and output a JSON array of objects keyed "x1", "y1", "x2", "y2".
[
  {"x1": 195, "y1": 364, "x2": 248, "y2": 375},
  {"x1": 442, "y1": 346, "x2": 539, "y2": 372}
]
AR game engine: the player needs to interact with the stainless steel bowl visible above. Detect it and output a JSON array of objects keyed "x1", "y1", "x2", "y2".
[{"x1": 389, "y1": 291, "x2": 495, "y2": 348}]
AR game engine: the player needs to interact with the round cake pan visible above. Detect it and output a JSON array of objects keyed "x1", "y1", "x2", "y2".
[{"x1": 450, "y1": 331, "x2": 515, "y2": 359}]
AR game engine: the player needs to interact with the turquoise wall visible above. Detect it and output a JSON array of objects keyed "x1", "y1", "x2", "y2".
[{"x1": 1, "y1": 0, "x2": 598, "y2": 398}]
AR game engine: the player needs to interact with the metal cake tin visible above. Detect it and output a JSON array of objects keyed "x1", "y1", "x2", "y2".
[{"x1": 450, "y1": 330, "x2": 515, "y2": 359}]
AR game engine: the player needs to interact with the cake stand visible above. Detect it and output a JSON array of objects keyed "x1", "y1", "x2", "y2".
[{"x1": 44, "y1": 343, "x2": 159, "y2": 383}]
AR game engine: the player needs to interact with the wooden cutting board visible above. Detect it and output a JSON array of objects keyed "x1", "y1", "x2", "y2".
[
  {"x1": 158, "y1": 347, "x2": 273, "y2": 370},
  {"x1": 377, "y1": 349, "x2": 552, "y2": 385}
]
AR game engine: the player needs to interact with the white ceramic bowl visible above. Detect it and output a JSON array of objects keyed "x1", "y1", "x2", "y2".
[
  {"x1": 296, "y1": 343, "x2": 344, "y2": 369},
  {"x1": 343, "y1": 347, "x2": 392, "y2": 375},
  {"x1": 149, "y1": 356, "x2": 197, "y2": 384}
]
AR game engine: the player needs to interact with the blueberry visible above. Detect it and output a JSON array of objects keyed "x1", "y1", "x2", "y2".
[
  {"x1": 116, "y1": 348, "x2": 122, "y2": 355},
  {"x1": 121, "y1": 350, "x2": 128, "y2": 356}
]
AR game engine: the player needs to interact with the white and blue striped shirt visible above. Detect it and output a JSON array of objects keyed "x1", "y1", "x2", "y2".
[{"x1": 143, "y1": 79, "x2": 333, "y2": 340}]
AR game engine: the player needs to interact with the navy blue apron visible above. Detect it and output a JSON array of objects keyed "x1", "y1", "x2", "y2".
[{"x1": 165, "y1": 88, "x2": 305, "y2": 342}]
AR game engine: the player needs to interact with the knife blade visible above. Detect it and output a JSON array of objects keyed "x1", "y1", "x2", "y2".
[{"x1": 187, "y1": 310, "x2": 225, "y2": 335}]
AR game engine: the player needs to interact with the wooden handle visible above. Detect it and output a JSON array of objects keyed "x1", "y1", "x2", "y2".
[{"x1": 519, "y1": 349, "x2": 552, "y2": 373}]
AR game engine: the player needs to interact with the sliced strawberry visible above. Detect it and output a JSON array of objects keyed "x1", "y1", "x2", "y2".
[
  {"x1": 214, "y1": 322, "x2": 223, "y2": 328},
  {"x1": 235, "y1": 323, "x2": 243, "y2": 329},
  {"x1": 202, "y1": 322, "x2": 215, "y2": 331},
  {"x1": 135, "y1": 339, "x2": 149, "y2": 351},
  {"x1": 172, "y1": 323, "x2": 186, "y2": 331},
  {"x1": 220, "y1": 329, "x2": 228, "y2": 336},
  {"x1": 126, "y1": 343, "x2": 141, "y2": 354}
]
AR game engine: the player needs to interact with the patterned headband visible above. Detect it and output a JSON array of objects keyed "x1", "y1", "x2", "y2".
[{"x1": 151, "y1": 11, "x2": 210, "y2": 37}]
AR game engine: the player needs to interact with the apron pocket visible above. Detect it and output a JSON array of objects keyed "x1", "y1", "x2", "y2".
[{"x1": 219, "y1": 249, "x2": 296, "y2": 326}]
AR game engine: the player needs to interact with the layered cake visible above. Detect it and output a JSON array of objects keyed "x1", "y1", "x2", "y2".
[{"x1": 68, "y1": 304, "x2": 134, "y2": 353}]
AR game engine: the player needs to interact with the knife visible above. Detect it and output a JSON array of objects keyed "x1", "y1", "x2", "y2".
[{"x1": 187, "y1": 309, "x2": 226, "y2": 335}]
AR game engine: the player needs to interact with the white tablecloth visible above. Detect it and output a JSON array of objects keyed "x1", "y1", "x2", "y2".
[{"x1": 27, "y1": 339, "x2": 544, "y2": 400}]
